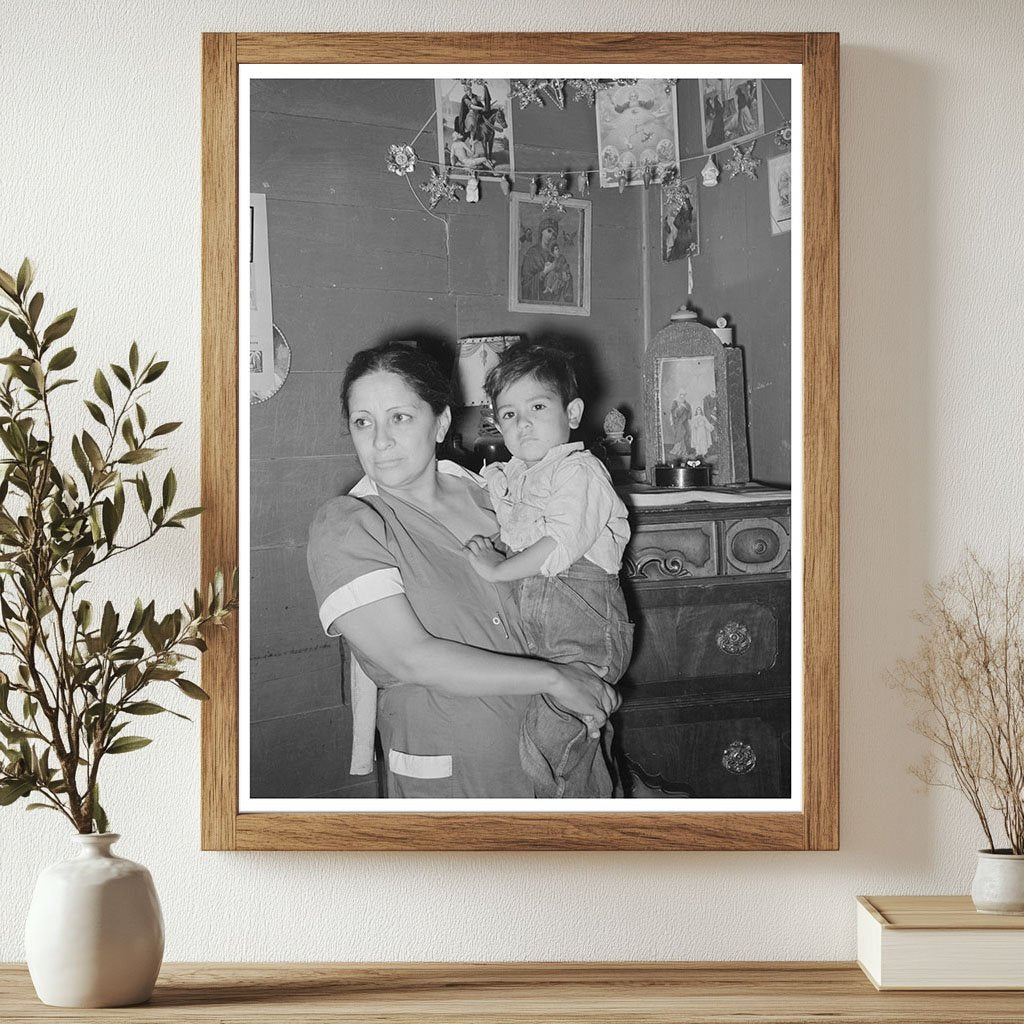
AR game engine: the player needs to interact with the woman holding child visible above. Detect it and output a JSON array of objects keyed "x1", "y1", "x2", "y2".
[{"x1": 307, "y1": 342, "x2": 632, "y2": 799}]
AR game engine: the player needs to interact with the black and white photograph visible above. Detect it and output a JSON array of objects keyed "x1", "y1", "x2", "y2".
[
  {"x1": 595, "y1": 79, "x2": 679, "y2": 187},
  {"x1": 507, "y1": 193, "x2": 591, "y2": 315},
  {"x1": 434, "y1": 78, "x2": 514, "y2": 178},
  {"x1": 244, "y1": 68, "x2": 797, "y2": 812},
  {"x1": 662, "y1": 174, "x2": 699, "y2": 261},
  {"x1": 769, "y1": 152, "x2": 792, "y2": 235},
  {"x1": 699, "y1": 77, "x2": 764, "y2": 152}
]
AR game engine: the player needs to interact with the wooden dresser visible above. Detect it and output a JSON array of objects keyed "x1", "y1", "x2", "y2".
[{"x1": 614, "y1": 486, "x2": 792, "y2": 799}]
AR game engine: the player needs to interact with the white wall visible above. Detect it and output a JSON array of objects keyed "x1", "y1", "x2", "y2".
[{"x1": 2, "y1": 0, "x2": 1022, "y2": 962}]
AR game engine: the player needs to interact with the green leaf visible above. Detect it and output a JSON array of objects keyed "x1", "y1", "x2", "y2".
[
  {"x1": 105, "y1": 736, "x2": 152, "y2": 755},
  {"x1": 16, "y1": 258, "x2": 34, "y2": 298},
  {"x1": 150, "y1": 421, "x2": 182, "y2": 438},
  {"x1": 0, "y1": 779, "x2": 33, "y2": 805},
  {"x1": 101, "y1": 498, "x2": 117, "y2": 546},
  {"x1": 175, "y1": 679, "x2": 210, "y2": 701},
  {"x1": 124, "y1": 700, "x2": 172, "y2": 716},
  {"x1": 113, "y1": 475, "x2": 125, "y2": 522},
  {"x1": 118, "y1": 448, "x2": 158, "y2": 465},
  {"x1": 100, "y1": 602, "x2": 117, "y2": 647},
  {"x1": 27, "y1": 291, "x2": 43, "y2": 328},
  {"x1": 93, "y1": 369, "x2": 113, "y2": 409},
  {"x1": 162, "y1": 468, "x2": 176, "y2": 508},
  {"x1": 121, "y1": 418, "x2": 137, "y2": 449},
  {"x1": 136, "y1": 404, "x2": 147, "y2": 432},
  {"x1": 83, "y1": 400, "x2": 107, "y2": 427},
  {"x1": 42, "y1": 308, "x2": 77, "y2": 344},
  {"x1": 81, "y1": 431, "x2": 105, "y2": 472},
  {"x1": 47, "y1": 346, "x2": 76, "y2": 371},
  {"x1": 8, "y1": 316, "x2": 31, "y2": 344},
  {"x1": 168, "y1": 507, "x2": 203, "y2": 524},
  {"x1": 26, "y1": 803, "x2": 61, "y2": 813},
  {"x1": 91, "y1": 785, "x2": 108, "y2": 834},
  {"x1": 129, "y1": 342, "x2": 139, "y2": 375},
  {"x1": 136, "y1": 472, "x2": 152, "y2": 513},
  {"x1": 0, "y1": 268, "x2": 18, "y2": 300},
  {"x1": 0, "y1": 310, "x2": 9, "y2": 330},
  {"x1": 110, "y1": 363, "x2": 131, "y2": 389},
  {"x1": 76, "y1": 600, "x2": 93, "y2": 630},
  {"x1": 71, "y1": 435, "x2": 92, "y2": 482},
  {"x1": 142, "y1": 360, "x2": 168, "y2": 383}
]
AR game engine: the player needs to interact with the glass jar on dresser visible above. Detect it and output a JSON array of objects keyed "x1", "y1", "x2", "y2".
[{"x1": 614, "y1": 486, "x2": 792, "y2": 799}]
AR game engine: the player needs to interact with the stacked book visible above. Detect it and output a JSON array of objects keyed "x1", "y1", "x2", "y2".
[{"x1": 857, "y1": 895, "x2": 1024, "y2": 990}]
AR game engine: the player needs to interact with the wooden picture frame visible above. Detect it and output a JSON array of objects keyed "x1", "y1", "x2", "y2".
[
  {"x1": 507, "y1": 193, "x2": 591, "y2": 316},
  {"x1": 202, "y1": 32, "x2": 839, "y2": 851}
]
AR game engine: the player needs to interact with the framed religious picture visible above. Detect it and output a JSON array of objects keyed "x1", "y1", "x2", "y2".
[
  {"x1": 434, "y1": 78, "x2": 515, "y2": 179},
  {"x1": 699, "y1": 77, "x2": 764, "y2": 152},
  {"x1": 595, "y1": 79, "x2": 679, "y2": 187},
  {"x1": 202, "y1": 32, "x2": 839, "y2": 852},
  {"x1": 769, "y1": 152, "x2": 792, "y2": 234},
  {"x1": 661, "y1": 174, "x2": 699, "y2": 261},
  {"x1": 508, "y1": 193, "x2": 591, "y2": 316}
]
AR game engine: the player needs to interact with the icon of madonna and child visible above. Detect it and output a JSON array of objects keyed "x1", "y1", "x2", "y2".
[{"x1": 658, "y1": 355, "x2": 719, "y2": 462}]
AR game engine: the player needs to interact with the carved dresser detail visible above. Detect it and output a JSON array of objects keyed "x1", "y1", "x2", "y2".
[{"x1": 614, "y1": 488, "x2": 792, "y2": 799}]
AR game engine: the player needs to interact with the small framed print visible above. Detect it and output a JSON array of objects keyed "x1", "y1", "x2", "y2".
[
  {"x1": 596, "y1": 79, "x2": 679, "y2": 187},
  {"x1": 645, "y1": 321, "x2": 751, "y2": 485},
  {"x1": 434, "y1": 78, "x2": 514, "y2": 179},
  {"x1": 508, "y1": 193, "x2": 591, "y2": 316},
  {"x1": 662, "y1": 175, "x2": 699, "y2": 261},
  {"x1": 699, "y1": 77, "x2": 764, "y2": 152},
  {"x1": 769, "y1": 153, "x2": 792, "y2": 235}
]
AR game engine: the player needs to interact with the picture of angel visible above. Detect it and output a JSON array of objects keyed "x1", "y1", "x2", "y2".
[
  {"x1": 657, "y1": 356, "x2": 719, "y2": 461},
  {"x1": 699, "y1": 78, "x2": 764, "y2": 152},
  {"x1": 595, "y1": 80, "x2": 679, "y2": 188},
  {"x1": 769, "y1": 153, "x2": 792, "y2": 235},
  {"x1": 434, "y1": 79, "x2": 514, "y2": 179},
  {"x1": 662, "y1": 176, "x2": 699, "y2": 261}
]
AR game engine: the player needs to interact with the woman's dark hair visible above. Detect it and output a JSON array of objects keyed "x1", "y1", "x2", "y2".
[
  {"x1": 340, "y1": 342, "x2": 451, "y2": 419},
  {"x1": 484, "y1": 342, "x2": 579, "y2": 409}
]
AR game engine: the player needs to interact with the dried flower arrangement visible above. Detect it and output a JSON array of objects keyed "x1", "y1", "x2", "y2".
[{"x1": 894, "y1": 552, "x2": 1024, "y2": 854}]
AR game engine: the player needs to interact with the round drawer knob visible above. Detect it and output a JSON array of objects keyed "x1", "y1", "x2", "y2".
[
  {"x1": 716, "y1": 621, "x2": 752, "y2": 655},
  {"x1": 722, "y1": 740, "x2": 757, "y2": 775}
]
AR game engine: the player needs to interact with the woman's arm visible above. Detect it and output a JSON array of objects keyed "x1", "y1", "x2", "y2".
[{"x1": 329, "y1": 594, "x2": 618, "y2": 724}]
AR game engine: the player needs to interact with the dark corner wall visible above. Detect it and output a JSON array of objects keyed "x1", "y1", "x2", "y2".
[{"x1": 248, "y1": 77, "x2": 791, "y2": 798}]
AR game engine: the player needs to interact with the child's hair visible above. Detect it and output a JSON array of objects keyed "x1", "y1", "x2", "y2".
[{"x1": 484, "y1": 342, "x2": 579, "y2": 409}]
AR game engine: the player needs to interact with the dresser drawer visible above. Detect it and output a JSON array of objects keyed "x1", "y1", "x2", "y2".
[
  {"x1": 621, "y1": 579, "x2": 789, "y2": 693},
  {"x1": 724, "y1": 516, "x2": 791, "y2": 575},
  {"x1": 623, "y1": 521, "x2": 718, "y2": 579}
]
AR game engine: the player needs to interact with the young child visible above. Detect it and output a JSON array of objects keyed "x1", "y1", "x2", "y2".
[{"x1": 465, "y1": 343, "x2": 633, "y2": 798}]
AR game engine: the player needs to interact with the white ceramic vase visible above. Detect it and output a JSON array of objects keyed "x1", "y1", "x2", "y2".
[
  {"x1": 971, "y1": 850, "x2": 1024, "y2": 915},
  {"x1": 25, "y1": 833, "x2": 164, "y2": 1007}
]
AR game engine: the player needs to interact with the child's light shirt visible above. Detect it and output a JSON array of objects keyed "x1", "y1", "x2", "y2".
[{"x1": 481, "y1": 441, "x2": 630, "y2": 577}]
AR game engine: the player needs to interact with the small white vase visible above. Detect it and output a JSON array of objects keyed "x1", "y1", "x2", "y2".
[
  {"x1": 25, "y1": 833, "x2": 164, "y2": 1007},
  {"x1": 971, "y1": 849, "x2": 1024, "y2": 915}
]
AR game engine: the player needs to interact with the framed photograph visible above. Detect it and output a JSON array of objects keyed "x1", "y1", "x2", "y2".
[
  {"x1": 645, "y1": 323, "x2": 751, "y2": 485},
  {"x1": 699, "y1": 77, "x2": 764, "y2": 152},
  {"x1": 202, "y1": 32, "x2": 838, "y2": 852},
  {"x1": 661, "y1": 175, "x2": 699, "y2": 261},
  {"x1": 769, "y1": 152, "x2": 792, "y2": 235},
  {"x1": 596, "y1": 79, "x2": 679, "y2": 187},
  {"x1": 508, "y1": 193, "x2": 591, "y2": 316},
  {"x1": 434, "y1": 78, "x2": 514, "y2": 179}
]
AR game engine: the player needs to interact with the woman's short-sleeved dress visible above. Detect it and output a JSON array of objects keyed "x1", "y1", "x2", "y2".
[{"x1": 307, "y1": 465, "x2": 535, "y2": 798}]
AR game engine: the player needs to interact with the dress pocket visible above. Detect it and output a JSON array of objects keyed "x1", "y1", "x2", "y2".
[{"x1": 386, "y1": 748, "x2": 454, "y2": 798}]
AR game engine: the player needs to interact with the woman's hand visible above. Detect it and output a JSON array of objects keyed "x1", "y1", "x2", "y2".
[{"x1": 547, "y1": 663, "x2": 620, "y2": 738}]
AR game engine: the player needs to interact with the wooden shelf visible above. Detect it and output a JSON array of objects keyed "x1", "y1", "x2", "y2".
[{"x1": 3, "y1": 962, "x2": 1024, "y2": 1022}]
